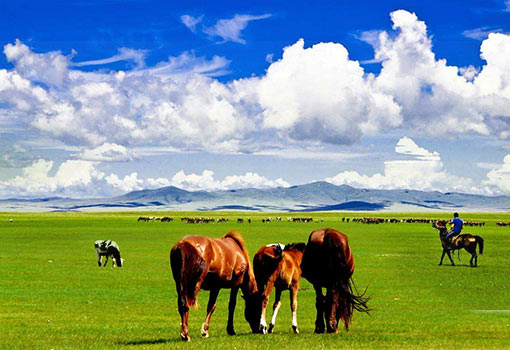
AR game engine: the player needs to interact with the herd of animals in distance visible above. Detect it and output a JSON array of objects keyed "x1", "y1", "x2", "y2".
[{"x1": 80, "y1": 212, "x2": 492, "y2": 341}]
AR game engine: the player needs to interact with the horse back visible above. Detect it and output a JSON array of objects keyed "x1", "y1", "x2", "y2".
[
  {"x1": 301, "y1": 228, "x2": 354, "y2": 285},
  {"x1": 177, "y1": 234, "x2": 250, "y2": 289}
]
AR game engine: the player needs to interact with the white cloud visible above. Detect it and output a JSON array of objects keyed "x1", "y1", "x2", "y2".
[
  {"x1": 4, "y1": 39, "x2": 70, "y2": 87},
  {"x1": 0, "y1": 42, "x2": 248, "y2": 152},
  {"x1": 482, "y1": 155, "x2": 510, "y2": 193},
  {"x1": 181, "y1": 13, "x2": 271, "y2": 44},
  {"x1": 105, "y1": 172, "x2": 144, "y2": 193},
  {"x1": 0, "y1": 160, "x2": 290, "y2": 198},
  {"x1": 180, "y1": 15, "x2": 203, "y2": 33},
  {"x1": 72, "y1": 47, "x2": 147, "y2": 68},
  {"x1": 463, "y1": 27, "x2": 503, "y2": 41},
  {"x1": 203, "y1": 14, "x2": 271, "y2": 44},
  {"x1": 256, "y1": 39, "x2": 402, "y2": 144},
  {"x1": 325, "y1": 137, "x2": 476, "y2": 193},
  {"x1": 77, "y1": 143, "x2": 137, "y2": 162},
  {"x1": 0, "y1": 159, "x2": 107, "y2": 198},
  {"x1": 170, "y1": 169, "x2": 289, "y2": 191},
  {"x1": 3, "y1": 10, "x2": 510, "y2": 162}
]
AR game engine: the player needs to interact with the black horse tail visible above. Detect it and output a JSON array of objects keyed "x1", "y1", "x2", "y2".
[
  {"x1": 170, "y1": 241, "x2": 206, "y2": 309},
  {"x1": 475, "y1": 236, "x2": 484, "y2": 255},
  {"x1": 336, "y1": 278, "x2": 371, "y2": 330},
  {"x1": 323, "y1": 231, "x2": 370, "y2": 330}
]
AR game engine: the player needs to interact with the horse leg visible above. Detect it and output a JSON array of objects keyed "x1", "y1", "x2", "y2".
[
  {"x1": 289, "y1": 285, "x2": 299, "y2": 334},
  {"x1": 439, "y1": 249, "x2": 446, "y2": 266},
  {"x1": 268, "y1": 288, "x2": 282, "y2": 334},
  {"x1": 313, "y1": 284, "x2": 325, "y2": 334},
  {"x1": 103, "y1": 255, "x2": 108, "y2": 267},
  {"x1": 468, "y1": 246, "x2": 477, "y2": 267},
  {"x1": 201, "y1": 288, "x2": 220, "y2": 338},
  {"x1": 325, "y1": 288, "x2": 339, "y2": 334},
  {"x1": 177, "y1": 292, "x2": 191, "y2": 341},
  {"x1": 226, "y1": 287, "x2": 239, "y2": 336},
  {"x1": 446, "y1": 250, "x2": 455, "y2": 266},
  {"x1": 260, "y1": 282, "x2": 275, "y2": 334},
  {"x1": 96, "y1": 252, "x2": 102, "y2": 267}
]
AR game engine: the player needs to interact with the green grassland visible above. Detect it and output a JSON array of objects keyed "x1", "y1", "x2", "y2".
[{"x1": 1, "y1": 211, "x2": 510, "y2": 350}]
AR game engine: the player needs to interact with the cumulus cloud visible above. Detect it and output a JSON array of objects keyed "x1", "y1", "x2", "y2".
[
  {"x1": 0, "y1": 160, "x2": 290, "y2": 198},
  {"x1": 77, "y1": 143, "x2": 137, "y2": 162},
  {"x1": 482, "y1": 155, "x2": 510, "y2": 193},
  {"x1": 170, "y1": 170, "x2": 289, "y2": 191},
  {"x1": 0, "y1": 42, "x2": 248, "y2": 152},
  {"x1": 4, "y1": 39, "x2": 70, "y2": 87},
  {"x1": 256, "y1": 39, "x2": 402, "y2": 144},
  {"x1": 3, "y1": 10, "x2": 510, "y2": 159},
  {"x1": 325, "y1": 137, "x2": 476, "y2": 193},
  {"x1": 0, "y1": 159, "x2": 106, "y2": 198}
]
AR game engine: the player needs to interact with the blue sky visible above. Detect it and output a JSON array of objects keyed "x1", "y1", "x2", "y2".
[{"x1": 1, "y1": 0, "x2": 510, "y2": 198}]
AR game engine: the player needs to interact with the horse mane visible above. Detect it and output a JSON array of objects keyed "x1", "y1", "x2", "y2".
[
  {"x1": 224, "y1": 231, "x2": 249, "y2": 256},
  {"x1": 284, "y1": 242, "x2": 306, "y2": 252},
  {"x1": 224, "y1": 231, "x2": 258, "y2": 295}
]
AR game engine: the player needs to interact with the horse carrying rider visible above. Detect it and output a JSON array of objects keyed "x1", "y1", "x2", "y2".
[{"x1": 446, "y1": 212, "x2": 463, "y2": 245}]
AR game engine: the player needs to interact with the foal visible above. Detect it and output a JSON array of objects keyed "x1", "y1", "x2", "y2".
[{"x1": 253, "y1": 243, "x2": 306, "y2": 334}]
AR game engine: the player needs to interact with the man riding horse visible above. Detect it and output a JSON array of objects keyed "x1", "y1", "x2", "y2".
[{"x1": 446, "y1": 212, "x2": 463, "y2": 247}]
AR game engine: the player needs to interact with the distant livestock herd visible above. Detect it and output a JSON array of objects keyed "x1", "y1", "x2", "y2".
[
  {"x1": 345, "y1": 217, "x2": 486, "y2": 226},
  {"x1": 135, "y1": 215, "x2": 486, "y2": 226}
]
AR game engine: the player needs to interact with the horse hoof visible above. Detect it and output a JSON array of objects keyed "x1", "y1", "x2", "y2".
[
  {"x1": 227, "y1": 328, "x2": 236, "y2": 336},
  {"x1": 292, "y1": 326, "x2": 299, "y2": 334},
  {"x1": 268, "y1": 324, "x2": 274, "y2": 334},
  {"x1": 314, "y1": 327, "x2": 325, "y2": 334},
  {"x1": 180, "y1": 334, "x2": 191, "y2": 342}
]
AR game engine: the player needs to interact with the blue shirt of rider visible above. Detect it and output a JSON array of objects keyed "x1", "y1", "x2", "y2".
[{"x1": 447, "y1": 217, "x2": 463, "y2": 239}]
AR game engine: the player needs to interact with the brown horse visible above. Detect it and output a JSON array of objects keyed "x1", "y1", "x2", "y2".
[
  {"x1": 170, "y1": 231, "x2": 260, "y2": 341},
  {"x1": 300, "y1": 228, "x2": 370, "y2": 333},
  {"x1": 253, "y1": 242, "x2": 306, "y2": 334},
  {"x1": 432, "y1": 221, "x2": 484, "y2": 267}
]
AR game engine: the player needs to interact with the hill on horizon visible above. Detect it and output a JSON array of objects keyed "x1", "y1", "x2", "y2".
[{"x1": 1, "y1": 181, "x2": 510, "y2": 212}]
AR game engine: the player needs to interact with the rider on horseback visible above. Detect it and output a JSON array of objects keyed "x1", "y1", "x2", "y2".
[{"x1": 446, "y1": 212, "x2": 463, "y2": 246}]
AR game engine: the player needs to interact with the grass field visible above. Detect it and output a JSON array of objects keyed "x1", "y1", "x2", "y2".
[{"x1": 1, "y1": 211, "x2": 510, "y2": 350}]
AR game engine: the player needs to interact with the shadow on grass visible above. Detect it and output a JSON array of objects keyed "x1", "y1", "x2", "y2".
[
  {"x1": 119, "y1": 332, "x2": 268, "y2": 345},
  {"x1": 118, "y1": 338, "x2": 180, "y2": 345},
  {"x1": 440, "y1": 264, "x2": 484, "y2": 268}
]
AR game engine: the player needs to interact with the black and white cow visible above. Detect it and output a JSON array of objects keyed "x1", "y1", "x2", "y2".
[{"x1": 94, "y1": 240, "x2": 123, "y2": 267}]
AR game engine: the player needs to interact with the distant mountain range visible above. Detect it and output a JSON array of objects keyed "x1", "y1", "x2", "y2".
[{"x1": 2, "y1": 181, "x2": 510, "y2": 212}]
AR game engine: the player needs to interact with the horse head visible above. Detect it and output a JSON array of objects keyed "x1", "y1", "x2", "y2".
[
  {"x1": 242, "y1": 292, "x2": 264, "y2": 333},
  {"x1": 432, "y1": 220, "x2": 447, "y2": 235}
]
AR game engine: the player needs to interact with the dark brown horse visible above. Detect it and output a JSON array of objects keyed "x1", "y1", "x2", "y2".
[
  {"x1": 432, "y1": 221, "x2": 484, "y2": 267},
  {"x1": 170, "y1": 231, "x2": 260, "y2": 341},
  {"x1": 253, "y1": 242, "x2": 306, "y2": 334},
  {"x1": 300, "y1": 228, "x2": 369, "y2": 333}
]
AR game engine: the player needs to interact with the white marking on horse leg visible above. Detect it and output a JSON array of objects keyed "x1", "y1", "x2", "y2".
[
  {"x1": 270, "y1": 301, "x2": 281, "y2": 327},
  {"x1": 292, "y1": 310, "x2": 299, "y2": 334},
  {"x1": 260, "y1": 314, "x2": 267, "y2": 334}
]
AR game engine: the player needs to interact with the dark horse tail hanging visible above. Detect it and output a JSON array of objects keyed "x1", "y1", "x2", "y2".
[{"x1": 301, "y1": 228, "x2": 370, "y2": 333}]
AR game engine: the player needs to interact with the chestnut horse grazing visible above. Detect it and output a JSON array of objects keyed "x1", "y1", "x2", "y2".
[
  {"x1": 253, "y1": 243, "x2": 306, "y2": 334},
  {"x1": 300, "y1": 228, "x2": 370, "y2": 333},
  {"x1": 170, "y1": 231, "x2": 260, "y2": 341},
  {"x1": 432, "y1": 221, "x2": 484, "y2": 267}
]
